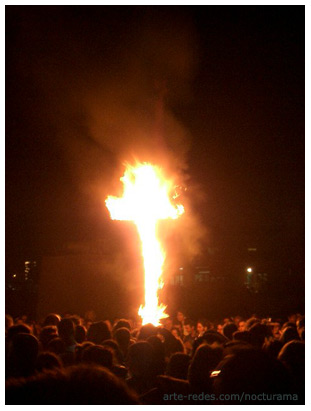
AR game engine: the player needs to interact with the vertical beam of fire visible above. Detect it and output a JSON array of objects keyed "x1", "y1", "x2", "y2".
[{"x1": 105, "y1": 162, "x2": 184, "y2": 326}]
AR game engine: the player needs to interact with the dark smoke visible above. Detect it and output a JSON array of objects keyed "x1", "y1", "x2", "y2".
[{"x1": 8, "y1": 7, "x2": 207, "y2": 266}]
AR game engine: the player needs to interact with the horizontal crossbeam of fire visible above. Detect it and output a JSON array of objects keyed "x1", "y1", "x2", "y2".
[{"x1": 105, "y1": 163, "x2": 184, "y2": 326}]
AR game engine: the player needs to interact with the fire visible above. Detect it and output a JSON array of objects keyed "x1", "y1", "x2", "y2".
[{"x1": 105, "y1": 162, "x2": 184, "y2": 326}]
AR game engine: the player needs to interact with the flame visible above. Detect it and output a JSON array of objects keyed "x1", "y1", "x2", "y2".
[{"x1": 105, "y1": 162, "x2": 184, "y2": 326}]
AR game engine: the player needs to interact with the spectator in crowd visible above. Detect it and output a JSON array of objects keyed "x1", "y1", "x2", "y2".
[
  {"x1": 57, "y1": 318, "x2": 77, "y2": 366},
  {"x1": 39, "y1": 326, "x2": 58, "y2": 350},
  {"x1": 166, "y1": 353, "x2": 190, "y2": 380},
  {"x1": 222, "y1": 322, "x2": 238, "y2": 340},
  {"x1": 6, "y1": 333, "x2": 39, "y2": 379},
  {"x1": 196, "y1": 320, "x2": 207, "y2": 337},
  {"x1": 188, "y1": 343, "x2": 223, "y2": 395},
  {"x1": 75, "y1": 325, "x2": 87, "y2": 344},
  {"x1": 36, "y1": 352, "x2": 63, "y2": 372},
  {"x1": 43, "y1": 313, "x2": 61, "y2": 328},
  {"x1": 6, "y1": 364, "x2": 139, "y2": 404},
  {"x1": 5, "y1": 311, "x2": 305, "y2": 405},
  {"x1": 126, "y1": 341, "x2": 158, "y2": 395},
  {"x1": 87, "y1": 321, "x2": 111, "y2": 344},
  {"x1": 114, "y1": 327, "x2": 131, "y2": 360}
]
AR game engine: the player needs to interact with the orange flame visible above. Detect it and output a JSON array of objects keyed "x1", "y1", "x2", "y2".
[{"x1": 105, "y1": 162, "x2": 184, "y2": 326}]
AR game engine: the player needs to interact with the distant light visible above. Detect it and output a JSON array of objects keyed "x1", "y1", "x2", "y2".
[
  {"x1": 25, "y1": 261, "x2": 30, "y2": 265},
  {"x1": 247, "y1": 267, "x2": 253, "y2": 273},
  {"x1": 179, "y1": 267, "x2": 183, "y2": 270},
  {"x1": 13, "y1": 274, "x2": 17, "y2": 278}
]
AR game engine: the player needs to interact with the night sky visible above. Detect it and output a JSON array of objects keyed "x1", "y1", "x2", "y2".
[{"x1": 6, "y1": 6, "x2": 304, "y2": 281}]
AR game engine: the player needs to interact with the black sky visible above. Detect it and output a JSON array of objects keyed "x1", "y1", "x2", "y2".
[{"x1": 6, "y1": 6, "x2": 304, "y2": 277}]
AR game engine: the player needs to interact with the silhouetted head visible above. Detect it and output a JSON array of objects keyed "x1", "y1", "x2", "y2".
[
  {"x1": 82, "y1": 345, "x2": 113, "y2": 369},
  {"x1": 75, "y1": 325, "x2": 87, "y2": 344},
  {"x1": 7, "y1": 333, "x2": 39, "y2": 378},
  {"x1": 212, "y1": 349, "x2": 290, "y2": 403},
  {"x1": 6, "y1": 364, "x2": 139, "y2": 404},
  {"x1": 188, "y1": 343, "x2": 223, "y2": 392},
  {"x1": 87, "y1": 321, "x2": 111, "y2": 344},
  {"x1": 114, "y1": 327, "x2": 130, "y2": 348},
  {"x1": 232, "y1": 331, "x2": 251, "y2": 344},
  {"x1": 137, "y1": 323, "x2": 157, "y2": 340},
  {"x1": 262, "y1": 339, "x2": 283, "y2": 358},
  {"x1": 280, "y1": 326, "x2": 299, "y2": 345},
  {"x1": 75, "y1": 341, "x2": 94, "y2": 363},
  {"x1": 248, "y1": 323, "x2": 270, "y2": 348},
  {"x1": 146, "y1": 335, "x2": 166, "y2": 375},
  {"x1": 39, "y1": 326, "x2": 58, "y2": 350},
  {"x1": 278, "y1": 340, "x2": 305, "y2": 376},
  {"x1": 113, "y1": 319, "x2": 131, "y2": 334},
  {"x1": 36, "y1": 352, "x2": 63, "y2": 372},
  {"x1": 127, "y1": 341, "x2": 156, "y2": 378},
  {"x1": 43, "y1": 313, "x2": 61, "y2": 327},
  {"x1": 47, "y1": 337, "x2": 66, "y2": 355},
  {"x1": 167, "y1": 353, "x2": 190, "y2": 380},
  {"x1": 58, "y1": 318, "x2": 75, "y2": 342},
  {"x1": 245, "y1": 317, "x2": 260, "y2": 330},
  {"x1": 222, "y1": 322, "x2": 238, "y2": 340},
  {"x1": 101, "y1": 339, "x2": 124, "y2": 364},
  {"x1": 7, "y1": 324, "x2": 32, "y2": 341}
]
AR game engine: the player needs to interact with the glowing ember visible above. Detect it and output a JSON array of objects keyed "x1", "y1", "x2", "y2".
[{"x1": 105, "y1": 162, "x2": 184, "y2": 326}]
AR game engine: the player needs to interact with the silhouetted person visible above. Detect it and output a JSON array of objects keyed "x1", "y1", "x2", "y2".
[
  {"x1": 36, "y1": 352, "x2": 63, "y2": 372},
  {"x1": 6, "y1": 364, "x2": 139, "y2": 404},
  {"x1": 43, "y1": 313, "x2": 61, "y2": 327},
  {"x1": 114, "y1": 327, "x2": 131, "y2": 360},
  {"x1": 57, "y1": 318, "x2": 76, "y2": 366},
  {"x1": 248, "y1": 323, "x2": 271, "y2": 348},
  {"x1": 158, "y1": 327, "x2": 184, "y2": 358},
  {"x1": 278, "y1": 340, "x2": 305, "y2": 403},
  {"x1": 101, "y1": 339, "x2": 124, "y2": 365},
  {"x1": 126, "y1": 341, "x2": 157, "y2": 395},
  {"x1": 47, "y1": 337, "x2": 66, "y2": 356},
  {"x1": 262, "y1": 339, "x2": 283, "y2": 359},
  {"x1": 113, "y1": 319, "x2": 131, "y2": 334},
  {"x1": 245, "y1": 316, "x2": 260, "y2": 330},
  {"x1": 146, "y1": 335, "x2": 166, "y2": 376},
  {"x1": 137, "y1": 323, "x2": 157, "y2": 341},
  {"x1": 75, "y1": 325, "x2": 87, "y2": 344},
  {"x1": 39, "y1": 326, "x2": 58, "y2": 350},
  {"x1": 87, "y1": 321, "x2": 111, "y2": 344},
  {"x1": 6, "y1": 333, "x2": 39, "y2": 379},
  {"x1": 280, "y1": 326, "x2": 299, "y2": 345},
  {"x1": 222, "y1": 322, "x2": 238, "y2": 340},
  {"x1": 232, "y1": 330, "x2": 251, "y2": 344},
  {"x1": 212, "y1": 349, "x2": 292, "y2": 404},
  {"x1": 7, "y1": 324, "x2": 32, "y2": 341},
  {"x1": 188, "y1": 343, "x2": 223, "y2": 395},
  {"x1": 167, "y1": 353, "x2": 190, "y2": 380},
  {"x1": 82, "y1": 345, "x2": 113, "y2": 369}
]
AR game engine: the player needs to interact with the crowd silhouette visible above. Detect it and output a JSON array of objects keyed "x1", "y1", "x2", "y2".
[{"x1": 5, "y1": 310, "x2": 305, "y2": 404}]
